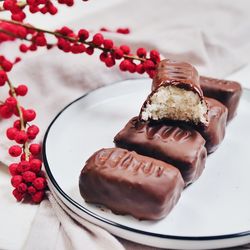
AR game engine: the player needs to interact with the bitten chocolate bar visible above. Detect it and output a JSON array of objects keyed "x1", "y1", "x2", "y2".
[
  {"x1": 198, "y1": 97, "x2": 228, "y2": 153},
  {"x1": 79, "y1": 148, "x2": 184, "y2": 220},
  {"x1": 200, "y1": 76, "x2": 242, "y2": 122},
  {"x1": 141, "y1": 59, "x2": 208, "y2": 126},
  {"x1": 114, "y1": 117, "x2": 207, "y2": 185}
]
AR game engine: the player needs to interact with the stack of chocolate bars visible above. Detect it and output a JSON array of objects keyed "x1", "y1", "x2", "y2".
[{"x1": 79, "y1": 59, "x2": 242, "y2": 220}]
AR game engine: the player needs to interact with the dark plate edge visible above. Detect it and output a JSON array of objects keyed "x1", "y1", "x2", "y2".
[{"x1": 42, "y1": 79, "x2": 250, "y2": 241}]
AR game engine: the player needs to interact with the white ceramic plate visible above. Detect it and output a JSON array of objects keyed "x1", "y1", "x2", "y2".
[{"x1": 43, "y1": 79, "x2": 250, "y2": 249}]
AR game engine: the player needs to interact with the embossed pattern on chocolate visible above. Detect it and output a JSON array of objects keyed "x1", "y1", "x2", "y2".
[
  {"x1": 79, "y1": 148, "x2": 184, "y2": 220},
  {"x1": 152, "y1": 59, "x2": 202, "y2": 97},
  {"x1": 200, "y1": 76, "x2": 242, "y2": 122},
  {"x1": 114, "y1": 117, "x2": 207, "y2": 185}
]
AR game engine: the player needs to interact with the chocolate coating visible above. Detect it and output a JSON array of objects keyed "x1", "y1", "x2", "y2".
[
  {"x1": 152, "y1": 59, "x2": 203, "y2": 98},
  {"x1": 114, "y1": 117, "x2": 207, "y2": 185},
  {"x1": 200, "y1": 76, "x2": 242, "y2": 122},
  {"x1": 79, "y1": 148, "x2": 184, "y2": 220},
  {"x1": 198, "y1": 97, "x2": 228, "y2": 154}
]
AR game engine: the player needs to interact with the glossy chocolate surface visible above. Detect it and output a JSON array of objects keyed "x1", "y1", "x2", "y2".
[
  {"x1": 79, "y1": 148, "x2": 184, "y2": 220},
  {"x1": 114, "y1": 117, "x2": 207, "y2": 184},
  {"x1": 152, "y1": 59, "x2": 203, "y2": 98},
  {"x1": 199, "y1": 97, "x2": 228, "y2": 153},
  {"x1": 200, "y1": 76, "x2": 242, "y2": 122}
]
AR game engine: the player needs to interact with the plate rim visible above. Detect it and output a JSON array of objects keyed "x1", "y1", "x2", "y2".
[{"x1": 42, "y1": 78, "x2": 250, "y2": 241}]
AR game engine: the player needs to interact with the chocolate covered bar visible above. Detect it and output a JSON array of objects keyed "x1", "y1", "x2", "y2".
[
  {"x1": 200, "y1": 76, "x2": 242, "y2": 122},
  {"x1": 141, "y1": 59, "x2": 208, "y2": 126},
  {"x1": 114, "y1": 117, "x2": 207, "y2": 184},
  {"x1": 198, "y1": 97, "x2": 228, "y2": 153},
  {"x1": 79, "y1": 148, "x2": 184, "y2": 220}
]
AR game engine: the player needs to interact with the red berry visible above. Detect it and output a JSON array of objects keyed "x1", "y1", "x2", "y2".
[
  {"x1": 29, "y1": 44, "x2": 37, "y2": 51},
  {"x1": 136, "y1": 48, "x2": 147, "y2": 58},
  {"x1": 150, "y1": 50, "x2": 160, "y2": 63},
  {"x1": 23, "y1": 171, "x2": 36, "y2": 183},
  {"x1": 40, "y1": 6, "x2": 48, "y2": 14},
  {"x1": 127, "y1": 62, "x2": 136, "y2": 73},
  {"x1": 143, "y1": 59, "x2": 155, "y2": 70},
  {"x1": 120, "y1": 45, "x2": 130, "y2": 54},
  {"x1": 6, "y1": 127, "x2": 18, "y2": 140},
  {"x1": 29, "y1": 5, "x2": 39, "y2": 13},
  {"x1": 14, "y1": 57, "x2": 21, "y2": 64},
  {"x1": 48, "y1": 3, "x2": 58, "y2": 15},
  {"x1": 27, "y1": 125, "x2": 39, "y2": 139},
  {"x1": 71, "y1": 44, "x2": 86, "y2": 54},
  {"x1": 33, "y1": 177, "x2": 46, "y2": 190},
  {"x1": 78, "y1": 29, "x2": 89, "y2": 41},
  {"x1": 103, "y1": 39, "x2": 113, "y2": 49},
  {"x1": 15, "y1": 130, "x2": 28, "y2": 144},
  {"x1": 34, "y1": 35, "x2": 47, "y2": 46},
  {"x1": 16, "y1": 85, "x2": 28, "y2": 96},
  {"x1": 113, "y1": 48, "x2": 124, "y2": 59},
  {"x1": 17, "y1": 160, "x2": 30, "y2": 173},
  {"x1": 119, "y1": 59, "x2": 130, "y2": 71},
  {"x1": 12, "y1": 188, "x2": 24, "y2": 201},
  {"x1": 8, "y1": 163, "x2": 19, "y2": 176},
  {"x1": 11, "y1": 175, "x2": 23, "y2": 188},
  {"x1": 27, "y1": 185, "x2": 36, "y2": 195},
  {"x1": 13, "y1": 120, "x2": 21, "y2": 130},
  {"x1": 17, "y1": 182, "x2": 27, "y2": 193},
  {"x1": 136, "y1": 63, "x2": 145, "y2": 74},
  {"x1": 116, "y1": 28, "x2": 130, "y2": 34},
  {"x1": 99, "y1": 52, "x2": 108, "y2": 62},
  {"x1": 58, "y1": 26, "x2": 73, "y2": 36},
  {"x1": 57, "y1": 38, "x2": 71, "y2": 52},
  {"x1": 0, "y1": 70, "x2": 7, "y2": 86},
  {"x1": 11, "y1": 12, "x2": 26, "y2": 22},
  {"x1": 32, "y1": 191, "x2": 44, "y2": 203},
  {"x1": 30, "y1": 159, "x2": 42, "y2": 173},
  {"x1": 5, "y1": 97, "x2": 17, "y2": 108},
  {"x1": 104, "y1": 56, "x2": 115, "y2": 67},
  {"x1": 92, "y1": 33, "x2": 104, "y2": 46},
  {"x1": 23, "y1": 109, "x2": 36, "y2": 122},
  {"x1": 86, "y1": 46, "x2": 94, "y2": 55},
  {"x1": 9, "y1": 145, "x2": 22, "y2": 157},
  {"x1": 100, "y1": 27, "x2": 109, "y2": 32},
  {"x1": 3, "y1": 0, "x2": 14, "y2": 10},
  {"x1": 0, "y1": 105, "x2": 13, "y2": 118},
  {"x1": 1, "y1": 59, "x2": 12, "y2": 70},
  {"x1": 19, "y1": 44, "x2": 28, "y2": 53},
  {"x1": 29, "y1": 144, "x2": 41, "y2": 155}
]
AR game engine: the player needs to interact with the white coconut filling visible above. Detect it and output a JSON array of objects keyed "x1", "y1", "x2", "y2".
[{"x1": 141, "y1": 86, "x2": 207, "y2": 124}]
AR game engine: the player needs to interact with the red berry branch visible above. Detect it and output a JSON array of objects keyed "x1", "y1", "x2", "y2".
[
  {"x1": 0, "y1": 0, "x2": 161, "y2": 203},
  {"x1": 0, "y1": 0, "x2": 81, "y2": 20},
  {"x1": 0, "y1": 56, "x2": 47, "y2": 203},
  {"x1": 0, "y1": 19, "x2": 160, "y2": 77}
]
